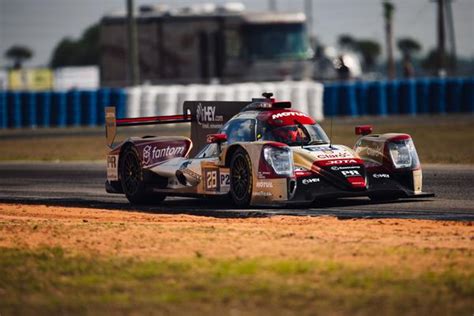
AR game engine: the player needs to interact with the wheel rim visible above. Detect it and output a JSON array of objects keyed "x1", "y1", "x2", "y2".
[
  {"x1": 122, "y1": 151, "x2": 141, "y2": 195},
  {"x1": 231, "y1": 155, "x2": 249, "y2": 200}
]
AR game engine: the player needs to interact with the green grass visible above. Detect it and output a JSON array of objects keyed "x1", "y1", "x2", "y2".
[{"x1": 0, "y1": 247, "x2": 472, "y2": 315}]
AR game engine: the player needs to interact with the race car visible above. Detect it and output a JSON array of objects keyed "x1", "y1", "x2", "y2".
[{"x1": 105, "y1": 92, "x2": 433, "y2": 206}]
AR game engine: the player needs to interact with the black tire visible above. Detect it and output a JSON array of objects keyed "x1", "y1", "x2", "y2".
[
  {"x1": 229, "y1": 148, "x2": 253, "y2": 207},
  {"x1": 119, "y1": 146, "x2": 166, "y2": 205}
]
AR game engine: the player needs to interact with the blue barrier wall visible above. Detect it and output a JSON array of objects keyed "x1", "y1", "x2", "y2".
[
  {"x1": 324, "y1": 78, "x2": 473, "y2": 117},
  {"x1": 0, "y1": 88, "x2": 127, "y2": 129},
  {"x1": 0, "y1": 78, "x2": 472, "y2": 128}
]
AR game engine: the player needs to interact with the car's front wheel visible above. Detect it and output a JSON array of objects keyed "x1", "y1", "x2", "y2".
[
  {"x1": 120, "y1": 146, "x2": 165, "y2": 204},
  {"x1": 230, "y1": 148, "x2": 253, "y2": 207}
]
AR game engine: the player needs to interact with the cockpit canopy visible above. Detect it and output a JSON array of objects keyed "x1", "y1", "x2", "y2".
[{"x1": 220, "y1": 109, "x2": 329, "y2": 146}]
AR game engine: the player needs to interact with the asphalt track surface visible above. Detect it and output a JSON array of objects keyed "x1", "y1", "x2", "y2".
[{"x1": 0, "y1": 162, "x2": 472, "y2": 221}]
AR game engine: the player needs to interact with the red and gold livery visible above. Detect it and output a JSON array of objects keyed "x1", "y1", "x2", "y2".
[{"x1": 105, "y1": 93, "x2": 433, "y2": 206}]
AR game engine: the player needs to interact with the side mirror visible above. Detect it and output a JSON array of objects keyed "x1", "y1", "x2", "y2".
[
  {"x1": 355, "y1": 125, "x2": 373, "y2": 136},
  {"x1": 207, "y1": 133, "x2": 227, "y2": 144}
]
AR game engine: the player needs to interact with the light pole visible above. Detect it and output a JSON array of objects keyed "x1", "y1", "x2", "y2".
[
  {"x1": 127, "y1": 0, "x2": 140, "y2": 86},
  {"x1": 383, "y1": 1, "x2": 396, "y2": 80}
]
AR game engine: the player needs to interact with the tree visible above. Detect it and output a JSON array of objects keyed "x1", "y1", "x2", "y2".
[
  {"x1": 4, "y1": 45, "x2": 33, "y2": 69},
  {"x1": 397, "y1": 38, "x2": 422, "y2": 78},
  {"x1": 356, "y1": 39, "x2": 381, "y2": 70},
  {"x1": 338, "y1": 34, "x2": 357, "y2": 51},
  {"x1": 397, "y1": 38, "x2": 422, "y2": 58},
  {"x1": 50, "y1": 23, "x2": 100, "y2": 68},
  {"x1": 421, "y1": 48, "x2": 455, "y2": 74}
]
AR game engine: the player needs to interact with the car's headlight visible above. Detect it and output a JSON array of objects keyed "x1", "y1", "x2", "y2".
[
  {"x1": 263, "y1": 146, "x2": 293, "y2": 176},
  {"x1": 388, "y1": 139, "x2": 419, "y2": 169}
]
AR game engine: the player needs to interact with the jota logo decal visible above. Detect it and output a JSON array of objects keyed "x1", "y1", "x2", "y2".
[
  {"x1": 196, "y1": 103, "x2": 223, "y2": 128},
  {"x1": 326, "y1": 159, "x2": 358, "y2": 165},
  {"x1": 143, "y1": 145, "x2": 185, "y2": 165}
]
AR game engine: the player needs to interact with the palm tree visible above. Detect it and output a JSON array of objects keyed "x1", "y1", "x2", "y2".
[
  {"x1": 4, "y1": 45, "x2": 33, "y2": 69},
  {"x1": 397, "y1": 38, "x2": 422, "y2": 78},
  {"x1": 338, "y1": 34, "x2": 357, "y2": 51},
  {"x1": 356, "y1": 39, "x2": 381, "y2": 71},
  {"x1": 397, "y1": 38, "x2": 422, "y2": 58}
]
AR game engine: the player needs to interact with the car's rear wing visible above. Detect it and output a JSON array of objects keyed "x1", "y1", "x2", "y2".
[
  {"x1": 105, "y1": 106, "x2": 192, "y2": 147},
  {"x1": 106, "y1": 101, "x2": 250, "y2": 154}
]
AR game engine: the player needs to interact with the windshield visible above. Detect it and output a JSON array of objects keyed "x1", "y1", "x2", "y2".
[
  {"x1": 258, "y1": 122, "x2": 330, "y2": 146},
  {"x1": 243, "y1": 23, "x2": 312, "y2": 60}
]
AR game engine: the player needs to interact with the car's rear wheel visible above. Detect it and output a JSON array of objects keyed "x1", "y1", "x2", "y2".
[
  {"x1": 230, "y1": 148, "x2": 252, "y2": 207},
  {"x1": 120, "y1": 146, "x2": 165, "y2": 204}
]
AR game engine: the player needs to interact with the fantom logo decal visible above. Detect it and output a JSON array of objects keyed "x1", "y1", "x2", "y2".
[{"x1": 143, "y1": 145, "x2": 186, "y2": 166}]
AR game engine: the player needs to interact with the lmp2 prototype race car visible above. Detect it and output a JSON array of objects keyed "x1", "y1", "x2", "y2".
[{"x1": 105, "y1": 93, "x2": 433, "y2": 206}]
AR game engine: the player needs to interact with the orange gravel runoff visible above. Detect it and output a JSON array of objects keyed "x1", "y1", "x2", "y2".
[
  {"x1": 1, "y1": 203, "x2": 472, "y2": 262},
  {"x1": 0, "y1": 202, "x2": 473, "y2": 315}
]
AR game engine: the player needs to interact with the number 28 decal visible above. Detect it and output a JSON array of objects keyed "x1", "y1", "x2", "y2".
[{"x1": 205, "y1": 170, "x2": 218, "y2": 191}]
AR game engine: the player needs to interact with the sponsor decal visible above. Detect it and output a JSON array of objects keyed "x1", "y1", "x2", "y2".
[
  {"x1": 302, "y1": 178, "x2": 320, "y2": 185},
  {"x1": 316, "y1": 152, "x2": 352, "y2": 159},
  {"x1": 304, "y1": 146, "x2": 355, "y2": 160},
  {"x1": 341, "y1": 170, "x2": 361, "y2": 177},
  {"x1": 196, "y1": 103, "x2": 224, "y2": 129},
  {"x1": 256, "y1": 181, "x2": 273, "y2": 188},
  {"x1": 257, "y1": 171, "x2": 272, "y2": 179},
  {"x1": 254, "y1": 191, "x2": 272, "y2": 197},
  {"x1": 364, "y1": 144, "x2": 385, "y2": 159},
  {"x1": 373, "y1": 173, "x2": 390, "y2": 179},
  {"x1": 325, "y1": 159, "x2": 358, "y2": 165},
  {"x1": 106, "y1": 155, "x2": 119, "y2": 181},
  {"x1": 271, "y1": 111, "x2": 308, "y2": 120},
  {"x1": 331, "y1": 165, "x2": 361, "y2": 171},
  {"x1": 182, "y1": 168, "x2": 202, "y2": 183},
  {"x1": 143, "y1": 144, "x2": 185, "y2": 166}
]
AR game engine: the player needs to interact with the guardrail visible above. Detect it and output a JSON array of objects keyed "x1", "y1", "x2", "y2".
[{"x1": 0, "y1": 78, "x2": 472, "y2": 129}]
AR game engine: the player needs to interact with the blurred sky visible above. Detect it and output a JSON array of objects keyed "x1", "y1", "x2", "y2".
[{"x1": 0, "y1": 0, "x2": 473, "y2": 67}]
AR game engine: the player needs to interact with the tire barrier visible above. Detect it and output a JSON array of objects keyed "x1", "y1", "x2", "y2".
[
  {"x1": 124, "y1": 81, "x2": 325, "y2": 121},
  {"x1": 322, "y1": 78, "x2": 473, "y2": 117},
  {"x1": 0, "y1": 78, "x2": 472, "y2": 129},
  {"x1": 0, "y1": 88, "x2": 126, "y2": 129}
]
